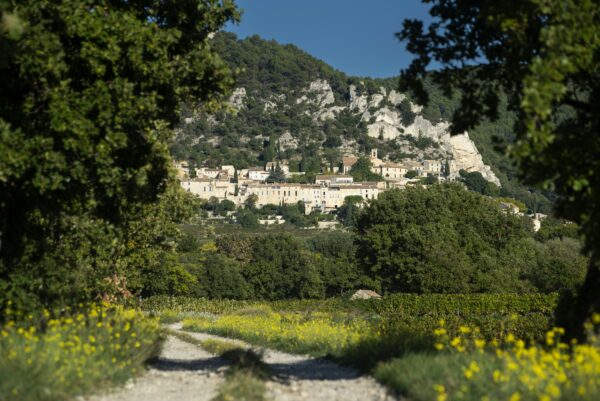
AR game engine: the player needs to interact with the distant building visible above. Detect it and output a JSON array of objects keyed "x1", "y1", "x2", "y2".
[
  {"x1": 423, "y1": 160, "x2": 443, "y2": 175},
  {"x1": 247, "y1": 167, "x2": 270, "y2": 182},
  {"x1": 315, "y1": 175, "x2": 354, "y2": 186},
  {"x1": 372, "y1": 162, "x2": 408, "y2": 180},
  {"x1": 180, "y1": 178, "x2": 236, "y2": 199},
  {"x1": 173, "y1": 161, "x2": 189, "y2": 179},
  {"x1": 403, "y1": 160, "x2": 426, "y2": 176},
  {"x1": 180, "y1": 153, "x2": 456, "y2": 216},
  {"x1": 529, "y1": 213, "x2": 548, "y2": 232},
  {"x1": 242, "y1": 181, "x2": 382, "y2": 213},
  {"x1": 342, "y1": 156, "x2": 358, "y2": 174},
  {"x1": 196, "y1": 168, "x2": 225, "y2": 179},
  {"x1": 221, "y1": 165, "x2": 235, "y2": 176}
]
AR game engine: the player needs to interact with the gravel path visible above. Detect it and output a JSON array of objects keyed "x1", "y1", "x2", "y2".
[
  {"x1": 83, "y1": 335, "x2": 228, "y2": 401},
  {"x1": 173, "y1": 325, "x2": 396, "y2": 401},
  {"x1": 84, "y1": 324, "x2": 396, "y2": 401}
]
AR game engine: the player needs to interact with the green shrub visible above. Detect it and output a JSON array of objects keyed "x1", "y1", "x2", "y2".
[
  {"x1": 0, "y1": 304, "x2": 163, "y2": 401},
  {"x1": 360, "y1": 293, "x2": 558, "y2": 342},
  {"x1": 144, "y1": 293, "x2": 558, "y2": 343}
]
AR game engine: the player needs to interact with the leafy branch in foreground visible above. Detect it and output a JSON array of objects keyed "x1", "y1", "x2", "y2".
[
  {"x1": 0, "y1": 0, "x2": 239, "y2": 312},
  {"x1": 398, "y1": 0, "x2": 600, "y2": 338}
]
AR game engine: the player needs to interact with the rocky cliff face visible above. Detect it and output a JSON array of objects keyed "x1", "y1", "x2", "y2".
[{"x1": 227, "y1": 79, "x2": 500, "y2": 185}]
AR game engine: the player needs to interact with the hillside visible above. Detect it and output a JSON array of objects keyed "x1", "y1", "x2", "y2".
[{"x1": 172, "y1": 32, "x2": 553, "y2": 213}]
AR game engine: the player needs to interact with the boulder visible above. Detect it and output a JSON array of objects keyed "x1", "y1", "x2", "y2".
[{"x1": 350, "y1": 289, "x2": 382, "y2": 300}]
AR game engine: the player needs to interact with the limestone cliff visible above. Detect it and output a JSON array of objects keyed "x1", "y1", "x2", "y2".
[{"x1": 248, "y1": 80, "x2": 500, "y2": 185}]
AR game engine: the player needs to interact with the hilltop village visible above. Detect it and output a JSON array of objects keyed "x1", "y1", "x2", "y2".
[{"x1": 177, "y1": 149, "x2": 460, "y2": 214}]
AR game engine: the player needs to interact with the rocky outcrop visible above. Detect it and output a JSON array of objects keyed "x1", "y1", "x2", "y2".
[
  {"x1": 349, "y1": 85, "x2": 368, "y2": 113},
  {"x1": 228, "y1": 87, "x2": 246, "y2": 110},
  {"x1": 448, "y1": 134, "x2": 500, "y2": 185},
  {"x1": 296, "y1": 79, "x2": 335, "y2": 108},
  {"x1": 228, "y1": 80, "x2": 500, "y2": 186},
  {"x1": 347, "y1": 87, "x2": 500, "y2": 185},
  {"x1": 277, "y1": 131, "x2": 299, "y2": 151},
  {"x1": 387, "y1": 90, "x2": 406, "y2": 106},
  {"x1": 296, "y1": 79, "x2": 345, "y2": 121}
]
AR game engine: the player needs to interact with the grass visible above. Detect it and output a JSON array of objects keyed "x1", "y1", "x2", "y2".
[
  {"x1": 143, "y1": 293, "x2": 557, "y2": 342},
  {"x1": 0, "y1": 303, "x2": 163, "y2": 401},
  {"x1": 177, "y1": 302, "x2": 600, "y2": 401},
  {"x1": 374, "y1": 352, "x2": 498, "y2": 401},
  {"x1": 201, "y1": 338, "x2": 245, "y2": 354},
  {"x1": 213, "y1": 371, "x2": 267, "y2": 401},
  {"x1": 157, "y1": 309, "x2": 184, "y2": 324},
  {"x1": 181, "y1": 307, "x2": 371, "y2": 357}
]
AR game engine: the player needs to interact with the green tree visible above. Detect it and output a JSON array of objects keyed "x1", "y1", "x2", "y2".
[
  {"x1": 262, "y1": 133, "x2": 277, "y2": 162},
  {"x1": 215, "y1": 233, "x2": 253, "y2": 264},
  {"x1": 535, "y1": 217, "x2": 581, "y2": 243},
  {"x1": 349, "y1": 156, "x2": 383, "y2": 182},
  {"x1": 267, "y1": 163, "x2": 286, "y2": 183},
  {"x1": 307, "y1": 232, "x2": 362, "y2": 295},
  {"x1": 0, "y1": 0, "x2": 239, "y2": 311},
  {"x1": 459, "y1": 170, "x2": 500, "y2": 197},
  {"x1": 323, "y1": 134, "x2": 342, "y2": 148},
  {"x1": 527, "y1": 238, "x2": 588, "y2": 295},
  {"x1": 336, "y1": 195, "x2": 363, "y2": 227},
  {"x1": 236, "y1": 209, "x2": 259, "y2": 229},
  {"x1": 355, "y1": 185, "x2": 529, "y2": 293},
  {"x1": 121, "y1": 185, "x2": 201, "y2": 298},
  {"x1": 421, "y1": 175, "x2": 438, "y2": 185},
  {"x1": 197, "y1": 254, "x2": 252, "y2": 300},
  {"x1": 244, "y1": 193, "x2": 258, "y2": 210},
  {"x1": 244, "y1": 234, "x2": 324, "y2": 299},
  {"x1": 279, "y1": 203, "x2": 308, "y2": 227},
  {"x1": 444, "y1": 160, "x2": 451, "y2": 178},
  {"x1": 177, "y1": 232, "x2": 201, "y2": 253},
  {"x1": 323, "y1": 148, "x2": 341, "y2": 172},
  {"x1": 398, "y1": 0, "x2": 600, "y2": 337},
  {"x1": 398, "y1": 98, "x2": 416, "y2": 126}
]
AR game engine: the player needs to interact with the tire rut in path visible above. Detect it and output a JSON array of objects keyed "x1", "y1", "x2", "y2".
[
  {"x1": 173, "y1": 326, "x2": 396, "y2": 401},
  {"x1": 81, "y1": 335, "x2": 228, "y2": 401}
]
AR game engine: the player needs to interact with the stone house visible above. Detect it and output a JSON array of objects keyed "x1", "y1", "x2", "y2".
[
  {"x1": 342, "y1": 156, "x2": 358, "y2": 174},
  {"x1": 423, "y1": 160, "x2": 443, "y2": 175},
  {"x1": 315, "y1": 175, "x2": 354, "y2": 186},
  {"x1": 247, "y1": 167, "x2": 271, "y2": 182},
  {"x1": 371, "y1": 162, "x2": 408, "y2": 180},
  {"x1": 180, "y1": 178, "x2": 236, "y2": 199}
]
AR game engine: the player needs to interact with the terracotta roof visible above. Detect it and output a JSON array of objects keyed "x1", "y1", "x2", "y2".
[{"x1": 342, "y1": 156, "x2": 358, "y2": 166}]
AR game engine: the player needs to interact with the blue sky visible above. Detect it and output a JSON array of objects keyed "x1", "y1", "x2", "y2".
[{"x1": 226, "y1": 0, "x2": 433, "y2": 79}]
